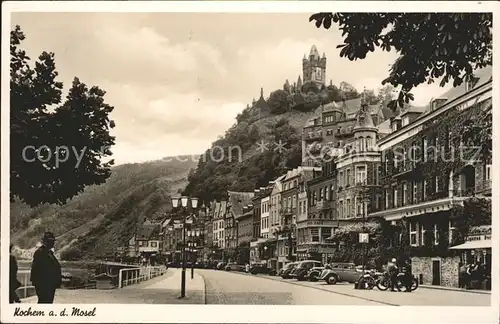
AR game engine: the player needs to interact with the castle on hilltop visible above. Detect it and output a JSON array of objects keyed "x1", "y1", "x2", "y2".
[
  {"x1": 244, "y1": 45, "x2": 331, "y2": 120},
  {"x1": 283, "y1": 45, "x2": 328, "y2": 94}
]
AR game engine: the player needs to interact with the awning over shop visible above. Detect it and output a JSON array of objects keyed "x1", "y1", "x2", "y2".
[{"x1": 449, "y1": 240, "x2": 492, "y2": 250}]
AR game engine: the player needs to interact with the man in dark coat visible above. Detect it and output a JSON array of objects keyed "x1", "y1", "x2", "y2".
[
  {"x1": 30, "y1": 232, "x2": 62, "y2": 303},
  {"x1": 10, "y1": 244, "x2": 21, "y2": 303}
]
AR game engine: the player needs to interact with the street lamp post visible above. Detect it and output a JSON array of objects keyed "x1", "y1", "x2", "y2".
[
  {"x1": 188, "y1": 229, "x2": 200, "y2": 279},
  {"x1": 171, "y1": 196, "x2": 198, "y2": 299}
]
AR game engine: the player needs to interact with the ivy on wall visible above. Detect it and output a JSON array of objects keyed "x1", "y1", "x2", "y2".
[
  {"x1": 396, "y1": 198, "x2": 491, "y2": 258},
  {"x1": 381, "y1": 98, "x2": 492, "y2": 186}
]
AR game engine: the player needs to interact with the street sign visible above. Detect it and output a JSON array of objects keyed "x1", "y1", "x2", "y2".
[{"x1": 359, "y1": 233, "x2": 369, "y2": 243}]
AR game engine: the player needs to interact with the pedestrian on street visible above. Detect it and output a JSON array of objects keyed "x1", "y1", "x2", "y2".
[
  {"x1": 30, "y1": 232, "x2": 62, "y2": 304},
  {"x1": 9, "y1": 244, "x2": 21, "y2": 303},
  {"x1": 459, "y1": 263, "x2": 469, "y2": 289},
  {"x1": 245, "y1": 263, "x2": 250, "y2": 273},
  {"x1": 402, "y1": 259, "x2": 413, "y2": 292},
  {"x1": 387, "y1": 258, "x2": 399, "y2": 292}
]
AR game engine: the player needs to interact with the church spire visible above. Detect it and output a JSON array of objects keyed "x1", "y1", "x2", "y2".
[{"x1": 260, "y1": 87, "x2": 264, "y2": 99}]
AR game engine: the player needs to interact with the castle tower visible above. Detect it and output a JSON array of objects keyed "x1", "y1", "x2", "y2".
[
  {"x1": 353, "y1": 95, "x2": 378, "y2": 152},
  {"x1": 302, "y1": 45, "x2": 326, "y2": 89},
  {"x1": 284, "y1": 79, "x2": 290, "y2": 93}
]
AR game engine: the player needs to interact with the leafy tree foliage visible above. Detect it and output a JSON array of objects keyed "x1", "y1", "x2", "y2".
[
  {"x1": 310, "y1": 13, "x2": 492, "y2": 110},
  {"x1": 339, "y1": 81, "x2": 359, "y2": 100},
  {"x1": 267, "y1": 89, "x2": 290, "y2": 114},
  {"x1": 10, "y1": 25, "x2": 116, "y2": 207}
]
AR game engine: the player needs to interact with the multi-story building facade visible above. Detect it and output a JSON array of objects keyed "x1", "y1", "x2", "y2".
[
  {"x1": 237, "y1": 205, "x2": 254, "y2": 264},
  {"x1": 250, "y1": 186, "x2": 273, "y2": 264},
  {"x1": 276, "y1": 167, "x2": 318, "y2": 266},
  {"x1": 226, "y1": 191, "x2": 254, "y2": 262},
  {"x1": 203, "y1": 202, "x2": 214, "y2": 262},
  {"x1": 212, "y1": 201, "x2": 226, "y2": 260},
  {"x1": 335, "y1": 100, "x2": 389, "y2": 223},
  {"x1": 302, "y1": 97, "x2": 387, "y2": 167},
  {"x1": 127, "y1": 219, "x2": 161, "y2": 260},
  {"x1": 260, "y1": 195, "x2": 270, "y2": 239},
  {"x1": 370, "y1": 66, "x2": 492, "y2": 288},
  {"x1": 269, "y1": 176, "x2": 286, "y2": 239},
  {"x1": 299, "y1": 161, "x2": 337, "y2": 263},
  {"x1": 160, "y1": 217, "x2": 174, "y2": 262}
]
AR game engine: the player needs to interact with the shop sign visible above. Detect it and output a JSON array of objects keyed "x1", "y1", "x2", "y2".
[
  {"x1": 359, "y1": 233, "x2": 369, "y2": 243},
  {"x1": 466, "y1": 234, "x2": 491, "y2": 242}
]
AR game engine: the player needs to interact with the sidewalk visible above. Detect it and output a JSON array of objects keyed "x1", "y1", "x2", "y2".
[
  {"x1": 420, "y1": 284, "x2": 491, "y2": 294},
  {"x1": 21, "y1": 269, "x2": 206, "y2": 304},
  {"x1": 139, "y1": 268, "x2": 206, "y2": 303}
]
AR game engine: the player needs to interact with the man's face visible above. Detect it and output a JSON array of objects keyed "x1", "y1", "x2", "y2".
[{"x1": 44, "y1": 239, "x2": 55, "y2": 249}]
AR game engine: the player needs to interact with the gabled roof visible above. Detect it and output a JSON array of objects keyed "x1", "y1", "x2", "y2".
[
  {"x1": 419, "y1": 65, "x2": 492, "y2": 116},
  {"x1": 136, "y1": 224, "x2": 160, "y2": 241},
  {"x1": 219, "y1": 201, "x2": 227, "y2": 218},
  {"x1": 161, "y1": 218, "x2": 173, "y2": 228},
  {"x1": 228, "y1": 191, "x2": 255, "y2": 219}
]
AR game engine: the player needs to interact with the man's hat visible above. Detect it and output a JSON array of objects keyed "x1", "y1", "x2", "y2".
[{"x1": 42, "y1": 232, "x2": 56, "y2": 241}]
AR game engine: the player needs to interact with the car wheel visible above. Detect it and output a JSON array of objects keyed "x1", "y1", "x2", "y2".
[{"x1": 325, "y1": 275, "x2": 338, "y2": 285}]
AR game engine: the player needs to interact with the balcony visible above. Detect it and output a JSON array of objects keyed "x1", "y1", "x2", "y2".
[
  {"x1": 335, "y1": 126, "x2": 353, "y2": 138},
  {"x1": 281, "y1": 207, "x2": 293, "y2": 216},
  {"x1": 453, "y1": 187, "x2": 476, "y2": 197},
  {"x1": 316, "y1": 200, "x2": 333, "y2": 210},
  {"x1": 304, "y1": 133, "x2": 323, "y2": 142}
]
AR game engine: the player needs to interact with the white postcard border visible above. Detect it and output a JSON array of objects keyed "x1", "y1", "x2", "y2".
[{"x1": 2, "y1": 1, "x2": 499, "y2": 324}]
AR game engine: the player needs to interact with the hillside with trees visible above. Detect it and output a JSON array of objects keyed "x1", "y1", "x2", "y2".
[
  {"x1": 183, "y1": 81, "x2": 395, "y2": 204},
  {"x1": 10, "y1": 156, "x2": 198, "y2": 259}
]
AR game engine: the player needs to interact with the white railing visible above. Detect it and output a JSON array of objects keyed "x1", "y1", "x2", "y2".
[
  {"x1": 118, "y1": 266, "x2": 167, "y2": 288},
  {"x1": 16, "y1": 270, "x2": 36, "y2": 299}
]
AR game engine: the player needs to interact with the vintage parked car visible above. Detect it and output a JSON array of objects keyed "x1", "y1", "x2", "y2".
[
  {"x1": 225, "y1": 263, "x2": 246, "y2": 272},
  {"x1": 250, "y1": 264, "x2": 277, "y2": 276},
  {"x1": 306, "y1": 266, "x2": 325, "y2": 282},
  {"x1": 216, "y1": 262, "x2": 227, "y2": 270},
  {"x1": 281, "y1": 262, "x2": 298, "y2": 279},
  {"x1": 319, "y1": 262, "x2": 365, "y2": 285},
  {"x1": 292, "y1": 260, "x2": 323, "y2": 281}
]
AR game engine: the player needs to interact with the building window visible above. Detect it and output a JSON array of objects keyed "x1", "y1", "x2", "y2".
[
  {"x1": 292, "y1": 196, "x2": 296, "y2": 208},
  {"x1": 150, "y1": 241, "x2": 157, "y2": 248},
  {"x1": 402, "y1": 183, "x2": 407, "y2": 205},
  {"x1": 435, "y1": 176, "x2": 440, "y2": 192},
  {"x1": 321, "y1": 228, "x2": 332, "y2": 242},
  {"x1": 346, "y1": 199, "x2": 351, "y2": 217},
  {"x1": 319, "y1": 188, "x2": 324, "y2": 201},
  {"x1": 385, "y1": 189, "x2": 389, "y2": 209},
  {"x1": 434, "y1": 223, "x2": 439, "y2": 245},
  {"x1": 423, "y1": 180, "x2": 427, "y2": 198},
  {"x1": 420, "y1": 224, "x2": 426, "y2": 246},
  {"x1": 311, "y1": 228, "x2": 319, "y2": 242},
  {"x1": 346, "y1": 169, "x2": 351, "y2": 186},
  {"x1": 449, "y1": 220, "x2": 456, "y2": 245},
  {"x1": 485, "y1": 164, "x2": 491, "y2": 180},
  {"x1": 366, "y1": 137, "x2": 372, "y2": 150},
  {"x1": 339, "y1": 200, "x2": 344, "y2": 219},
  {"x1": 413, "y1": 182, "x2": 418, "y2": 203},
  {"x1": 423, "y1": 137, "x2": 428, "y2": 162},
  {"x1": 393, "y1": 187, "x2": 398, "y2": 208},
  {"x1": 355, "y1": 165, "x2": 367, "y2": 185},
  {"x1": 339, "y1": 171, "x2": 344, "y2": 187},
  {"x1": 409, "y1": 222, "x2": 417, "y2": 246}
]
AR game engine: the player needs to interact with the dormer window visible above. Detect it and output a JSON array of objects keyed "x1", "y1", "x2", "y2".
[
  {"x1": 465, "y1": 76, "x2": 480, "y2": 92},
  {"x1": 430, "y1": 98, "x2": 447, "y2": 112}
]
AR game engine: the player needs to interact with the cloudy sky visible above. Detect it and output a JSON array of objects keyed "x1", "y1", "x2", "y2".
[{"x1": 12, "y1": 12, "x2": 451, "y2": 165}]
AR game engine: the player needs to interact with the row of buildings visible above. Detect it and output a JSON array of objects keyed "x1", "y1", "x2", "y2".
[{"x1": 121, "y1": 47, "x2": 492, "y2": 289}]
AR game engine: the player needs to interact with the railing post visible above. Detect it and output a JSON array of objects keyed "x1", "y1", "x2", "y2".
[{"x1": 119, "y1": 269, "x2": 123, "y2": 288}]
